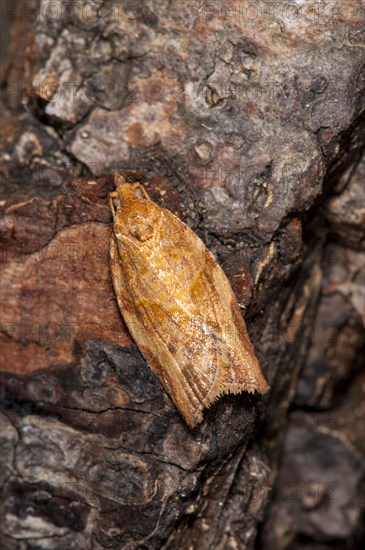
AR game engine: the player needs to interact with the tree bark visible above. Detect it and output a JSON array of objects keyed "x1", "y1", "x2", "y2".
[{"x1": 1, "y1": 1, "x2": 364, "y2": 549}]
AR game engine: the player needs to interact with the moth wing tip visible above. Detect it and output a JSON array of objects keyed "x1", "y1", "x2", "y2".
[
  {"x1": 202, "y1": 376, "x2": 270, "y2": 408},
  {"x1": 259, "y1": 379, "x2": 270, "y2": 395},
  {"x1": 181, "y1": 408, "x2": 204, "y2": 429}
]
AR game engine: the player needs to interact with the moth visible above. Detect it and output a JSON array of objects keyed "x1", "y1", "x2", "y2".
[{"x1": 109, "y1": 173, "x2": 269, "y2": 427}]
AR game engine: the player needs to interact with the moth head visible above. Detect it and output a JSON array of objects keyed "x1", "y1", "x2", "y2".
[{"x1": 110, "y1": 182, "x2": 160, "y2": 242}]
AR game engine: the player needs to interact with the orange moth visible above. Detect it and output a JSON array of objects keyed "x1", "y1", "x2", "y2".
[{"x1": 109, "y1": 173, "x2": 269, "y2": 427}]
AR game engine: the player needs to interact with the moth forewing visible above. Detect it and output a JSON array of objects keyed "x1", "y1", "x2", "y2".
[{"x1": 110, "y1": 174, "x2": 269, "y2": 427}]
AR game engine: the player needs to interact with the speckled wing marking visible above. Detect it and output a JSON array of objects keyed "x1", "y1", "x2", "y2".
[{"x1": 110, "y1": 175, "x2": 269, "y2": 427}]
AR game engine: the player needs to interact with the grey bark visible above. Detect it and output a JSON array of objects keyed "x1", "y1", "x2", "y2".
[{"x1": 1, "y1": 1, "x2": 364, "y2": 549}]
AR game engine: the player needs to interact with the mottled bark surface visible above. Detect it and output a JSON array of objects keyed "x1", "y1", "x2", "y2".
[{"x1": 1, "y1": 1, "x2": 364, "y2": 549}]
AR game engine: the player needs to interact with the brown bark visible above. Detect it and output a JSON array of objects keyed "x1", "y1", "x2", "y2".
[{"x1": 1, "y1": 1, "x2": 364, "y2": 549}]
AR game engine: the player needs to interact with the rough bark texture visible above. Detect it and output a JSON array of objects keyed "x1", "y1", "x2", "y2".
[{"x1": 1, "y1": 1, "x2": 364, "y2": 549}]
